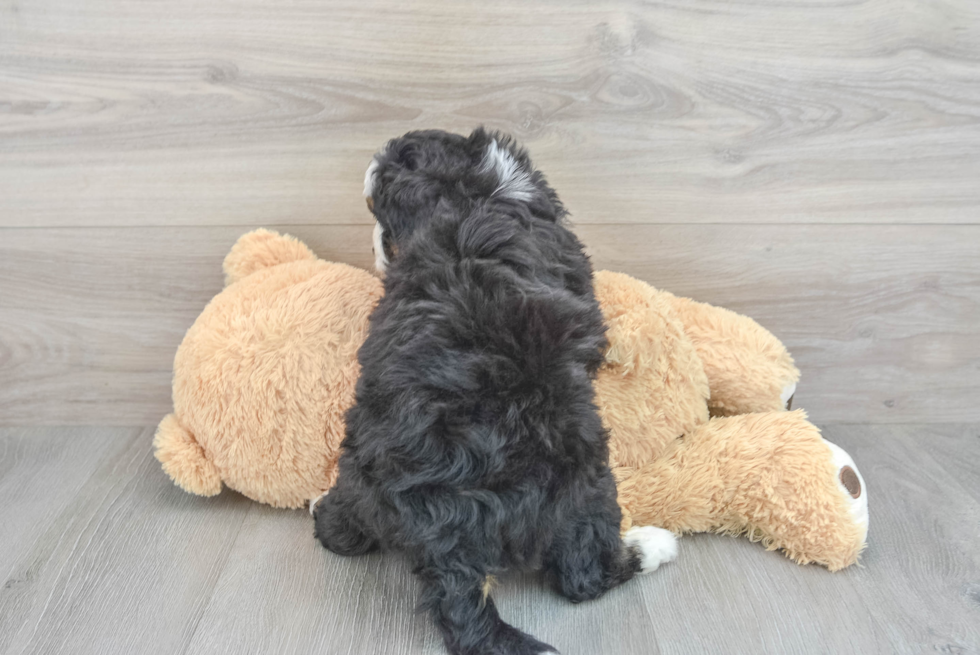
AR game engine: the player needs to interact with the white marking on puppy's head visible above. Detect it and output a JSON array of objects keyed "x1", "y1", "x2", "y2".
[
  {"x1": 365, "y1": 154, "x2": 388, "y2": 275},
  {"x1": 364, "y1": 156, "x2": 380, "y2": 199},
  {"x1": 372, "y1": 221, "x2": 387, "y2": 274},
  {"x1": 480, "y1": 140, "x2": 535, "y2": 202},
  {"x1": 825, "y1": 440, "x2": 869, "y2": 541}
]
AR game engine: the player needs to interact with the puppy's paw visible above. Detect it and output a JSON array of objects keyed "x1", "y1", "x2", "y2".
[
  {"x1": 624, "y1": 526, "x2": 678, "y2": 574},
  {"x1": 308, "y1": 490, "x2": 329, "y2": 517}
]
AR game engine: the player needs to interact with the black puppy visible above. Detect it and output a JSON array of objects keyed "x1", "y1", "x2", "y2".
[{"x1": 314, "y1": 128, "x2": 676, "y2": 655}]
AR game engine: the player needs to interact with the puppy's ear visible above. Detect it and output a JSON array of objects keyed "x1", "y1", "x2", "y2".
[
  {"x1": 474, "y1": 128, "x2": 568, "y2": 222},
  {"x1": 364, "y1": 156, "x2": 380, "y2": 201},
  {"x1": 468, "y1": 126, "x2": 494, "y2": 151},
  {"x1": 476, "y1": 137, "x2": 536, "y2": 203}
]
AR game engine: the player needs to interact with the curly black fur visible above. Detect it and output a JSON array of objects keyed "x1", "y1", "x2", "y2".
[{"x1": 315, "y1": 128, "x2": 642, "y2": 655}]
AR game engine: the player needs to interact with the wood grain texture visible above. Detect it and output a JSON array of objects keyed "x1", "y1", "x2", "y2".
[
  {"x1": 1, "y1": 224, "x2": 977, "y2": 425},
  {"x1": 828, "y1": 424, "x2": 980, "y2": 651},
  {"x1": 1, "y1": 425, "x2": 978, "y2": 654},
  {"x1": 2, "y1": 0, "x2": 980, "y2": 227},
  {"x1": 0, "y1": 427, "x2": 253, "y2": 655},
  {"x1": 587, "y1": 224, "x2": 980, "y2": 424},
  {"x1": 0, "y1": 225, "x2": 372, "y2": 426},
  {"x1": 0, "y1": 428, "x2": 121, "y2": 587}
]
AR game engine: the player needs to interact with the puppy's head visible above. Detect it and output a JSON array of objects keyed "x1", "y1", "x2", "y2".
[{"x1": 364, "y1": 128, "x2": 564, "y2": 273}]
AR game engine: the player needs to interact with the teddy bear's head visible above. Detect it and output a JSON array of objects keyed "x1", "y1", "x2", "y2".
[{"x1": 155, "y1": 230, "x2": 384, "y2": 508}]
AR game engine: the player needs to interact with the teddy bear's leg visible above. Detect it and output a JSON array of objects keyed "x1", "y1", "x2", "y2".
[
  {"x1": 615, "y1": 412, "x2": 868, "y2": 571},
  {"x1": 663, "y1": 293, "x2": 800, "y2": 415},
  {"x1": 312, "y1": 480, "x2": 378, "y2": 556}
]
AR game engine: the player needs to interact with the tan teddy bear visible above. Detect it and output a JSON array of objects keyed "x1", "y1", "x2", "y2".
[
  {"x1": 155, "y1": 230, "x2": 868, "y2": 570},
  {"x1": 593, "y1": 271, "x2": 867, "y2": 570}
]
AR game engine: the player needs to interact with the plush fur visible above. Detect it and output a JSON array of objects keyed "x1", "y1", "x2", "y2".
[
  {"x1": 156, "y1": 229, "x2": 869, "y2": 576},
  {"x1": 594, "y1": 275, "x2": 866, "y2": 570},
  {"x1": 154, "y1": 229, "x2": 384, "y2": 508},
  {"x1": 313, "y1": 128, "x2": 651, "y2": 655}
]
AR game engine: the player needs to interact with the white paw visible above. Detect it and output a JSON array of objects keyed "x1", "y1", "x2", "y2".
[
  {"x1": 624, "y1": 526, "x2": 678, "y2": 574},
  {"x1": 781, "y1": 382, "x2": 797, "y2": 409},
  {"x1": 308, "y1": 490, "x2": 329, "y2": 517}
]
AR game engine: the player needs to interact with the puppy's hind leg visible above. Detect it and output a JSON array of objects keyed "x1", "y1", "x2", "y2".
[
  {"x1": 417, "y1": 550, "x2": 556, "y2": 655},
  {"x1": 312, "y1": 481, "x2": 378, "y2": 556},
  {"x1": 545, "y1": 471, "x2": 677, "y2": 603}
]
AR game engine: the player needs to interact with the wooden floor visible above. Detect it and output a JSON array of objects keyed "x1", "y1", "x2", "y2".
[
  {"x1": 3, "y1": 0, "x2": 980, "y2": 653},
  {"x1": 0, "y1": 424, "x2": 977, "y2": 655}
]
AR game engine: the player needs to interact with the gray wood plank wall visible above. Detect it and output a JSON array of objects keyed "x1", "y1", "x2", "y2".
[
  {"x1": 1, "y1": 225, "x2": 978, "y2": 424},
  {"x1": 2, "y1": 0, "x2": 979, "y2": 426}
]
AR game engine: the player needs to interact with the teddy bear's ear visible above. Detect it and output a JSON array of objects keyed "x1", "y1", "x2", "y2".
[
  {"x1": 222, "y1": 229, "x2": 318, "y2": 286},
  {"x1": 153, "y1": 414, "x2": 222, "y2": 496}
]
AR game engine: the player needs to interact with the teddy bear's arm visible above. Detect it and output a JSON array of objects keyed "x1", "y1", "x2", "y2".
[
  {"x1": 664, "y1": 293, "x2": 800, "y2": 416},
  {"x1": 593, "y1": 271, "x2": 711, "y2": 469},
  {"x1": 614, "y1": 411, "x2": 867, "y2": 571}
]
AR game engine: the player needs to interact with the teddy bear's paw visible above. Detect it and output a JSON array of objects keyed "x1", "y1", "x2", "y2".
[
  {"x1": 624, "y1": 526, "x2": 678, "y2": 574},
  {"x1": 308, "y1": 490, "x2": 329, "y2": 517},
  {"x1": 824, "y1": 440, "x2": 869, "y2": 541},
  {"x1": 781, "y1": 382, "x2": 797, "y2": 410}
]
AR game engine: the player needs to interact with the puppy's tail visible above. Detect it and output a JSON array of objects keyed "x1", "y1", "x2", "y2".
[{"x1": 421, "y1": 569, "x2": 557, "y2": 655}]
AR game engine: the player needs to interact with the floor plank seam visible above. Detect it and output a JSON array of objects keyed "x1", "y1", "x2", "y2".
[{"x1": 178, "y1": 500, "x2": 255, "y2": 655}]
